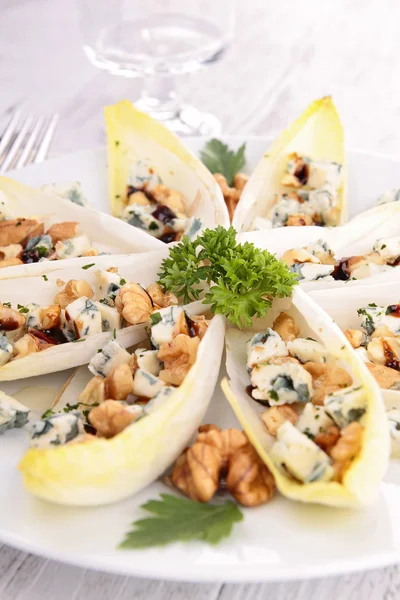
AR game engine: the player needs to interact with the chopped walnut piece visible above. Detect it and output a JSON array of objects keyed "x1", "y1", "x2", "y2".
[
  {"x1": 286, "y1": 214, "x2": 315, "y2": 227},
  {"x1": 344, "y1": 329, "x2": 363, "y2": 349},
  {"x1": 115, "y1": 282, "x2": 153, "y2": 325},
  {"x1": 14, "y1": 332, "x2": 55, "y2": 358},
  {"x1": 233, "y1": 172, "x2": 249, "y2": 193},
  {"x1": 371, "y1": 325, "x2": 395, "y2": 339},
  {"x1": 281, "y1": 248, "x2": 319, "y2": 267},
  {"x1": 0, "y1": 257, "x2": 23, "y2": 268},
  {"x1": 213, "y1": 173, "x2": 241, "y2": 222},
  {"x1": 366, "y1": 362, "x2": 400, "y2": 390},
  {"x1": 0, "y1": 219, "x2": 41, "y2": 246},
  {"x1": 0, "y1": 243, "x2": 23, "y2": 260},
  {"x1": 261, "y1": 405, "x2": 298, "y2": 436},
  {"x1": 367, "y1": 337, "x2": 400, "y2": 366},
  {"x1": 272, "y1": 312, "x2": 300, "y2": 342},
  {"x1": 151, "y1": 184, "x2": 186, "y2": 214},
  {"x1": 346, "y1": 252, "x2": 386, "y2": 275},
  {"x1": 330, "y1": 422, "x2": 364, "y2": 482},
  {"x1": 314, "y1": 424, "x2": 341, "y2": 452},
  {"x1": 158, "y1": 334, "x2": 200, "y2": 386},
  {"x1": 281, "y1": 174, "x2": 302, "y2": 188},
  {"x1": 0, "y1": 304, "x2": 25, "y2": 331},
  {"x1": 107, "y1": 267, "x2": 119, "y2": 274},
  {"x1": 82, "y1": 248, "x2": 99, "y2": 257},
  {"x1": 89, "y1": 400, "x2": 140, "y2": 438},
  {"x1": 104, "y1": 363, "x2": 134, "y2": 400},
  {"x1": 146, "y1": 282, "x2": 178, "y2": 309},
  {"x1": 171, "y1": 442, "x2": 221, "y2": 502},
  {"x1": 170, "y1": 425, "x2": 275, "y2": 506},
  {"x1": 56, "y1": 279, "x2": 65, "y2": 288},
  {"x1": 46, "y1": 222, "x2": 79, "y2": 245},
  {"x1": 303, "y1": 362, "x2": 353, "y2": 405},
  {"x1": 40, "y1": 304, "x2": 61, "y2": 329},
  {"x1": 78, "y1": 375, "x2": 106, "y2": 405},
  {"x1": 127, "y1": 191, "x2": 153, "y2": 207},
  {"x1": 227, "y1": 444, "x2": 276, "y2": 507},
  {"x1": 190, "y1": 314, "x2": 209, "y2": 339},
  {"x1": 54, "y1": 279, "x2": 94, "y2": 309}
]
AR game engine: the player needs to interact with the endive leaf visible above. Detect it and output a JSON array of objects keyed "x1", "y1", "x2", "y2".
[
  {"x1": 233, "y1": 97, "x2": 346, "y2": 232},
  {"x1": 19, "y1": 315, "x2": 225, "y2": 506},
  {"x1": 104, "y1": 100, "x2": 229, "y2": 228},
  {"x1": 222, "y1": 287, "x2": 389, "y2": 508}
]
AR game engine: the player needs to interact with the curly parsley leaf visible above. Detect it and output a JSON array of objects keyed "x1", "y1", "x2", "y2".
[
  {"x1": 157, "y1": 226, "x2": 297, "y2": 328},
  {"x1": 200, "y1": 139, "x2": 246, "y2": 186},
  {"x1": 119, "y1": 494, "x2": 243, "y2": 549}
]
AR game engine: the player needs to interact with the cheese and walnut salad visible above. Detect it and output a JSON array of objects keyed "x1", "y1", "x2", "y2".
[
  {"x1": 281, "y1": 235, "x2": 400, "y2": 282},
  {"x1": 119, "y1": 164, "x2": 202, "y2": 243},
  {"x1": 3, "y1": 307, "x2": 209, "y2": 449},
  {"x1": 0, "y1": 195, "x2": 101, "y2": 269},
  {"x1": 246, "y1": 312, "x2": 365, "y2": 484},
  {"x1": 253, "y1": 152, "x2": 343, "y2": 230},
  {"x1": 0, "y1": 268, "x2": 178, "y2": 368}
]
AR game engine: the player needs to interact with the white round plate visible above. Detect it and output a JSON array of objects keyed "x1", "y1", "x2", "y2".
[{"x1": 2, "y1": 138, "x2": 400, "y2": 583}]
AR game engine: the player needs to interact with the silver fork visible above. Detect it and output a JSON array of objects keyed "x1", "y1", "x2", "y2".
[{"x1": 0, "y1": 111, "x2": 59, "y2": 174}]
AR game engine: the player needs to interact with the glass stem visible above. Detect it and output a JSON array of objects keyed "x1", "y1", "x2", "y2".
[{"x1": 136, "y1": 75, "x2": 180, "y2": 120}]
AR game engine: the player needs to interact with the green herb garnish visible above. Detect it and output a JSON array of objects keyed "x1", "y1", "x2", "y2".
[
  {"x1": 150, "y1": 312, "x2": 162, "y2": 326},
  {"x1": 17, "y1": 304, "x2": 29, "y2": 314},
  {"x1": 119, "y1": 494, "x2": 243, "y2": 549},
  {"x1": 120, "y1": 278, "x2": 127, "y2": 286},
  {"x1": 3, "y1": 302, "x2": 11, "y2": 308},
  {"x1": 41, "y1": 408, "x2": 55, "y2": 419},
  {"x1": 157, "y1": 226, "x2": 297, "y2": 328},
  {"x1": 42, "y1": 275, "x2": 48, "y2": 281},
  {"x1": 82, "y1": 263, "x2": 95, "y2": 270},
  {"x1": 200, "y1": 140, "x2": 246, "y2": 186},
  {"x1": 269, "y1": 390, "x2": 279, "y2": 401}
]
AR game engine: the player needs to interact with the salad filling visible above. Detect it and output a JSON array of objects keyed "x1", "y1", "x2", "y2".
[
  {"x1": 281, "y1": 236, "x2": 400, "y2": 282},
  {"x1": 246, "y1": 311, "x2": 365, "y2": 484},
  {"x1": 25, "y1": 309, "x2": 210, "y2": 448},
  {"x1": 0, "y1": 271, "x2": 178, "y2": 367}
]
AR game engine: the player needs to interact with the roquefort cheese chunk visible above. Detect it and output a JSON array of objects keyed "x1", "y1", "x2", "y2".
[
  {"x1": 25, "y1": 234, "x2": 53, "y2": 258},
  {"x1": 150, "y1": 306, "x2": 184, "y2": 347},
  {"x1": 290, "y1": 262, "x2": 334, "y2": 281},
  {"x1": 296, "y1": 403, "x2": 334, "y2": 439},
  {"x1": 304, "y1": 239, "x2": 334, "y2": 264},
  {"x1": 307, "y1": 160, "x2": 342, "y2": 190},
  {"x1": 324, "y1": 385, "x2": 366, "y2": 428},
  {"x1": 271, "y1": 421, "x2": 333, "y2": 483},
  {"x1": 373, "y1": 236, "x2": 400, "y2": 261},
  {"x1": 123, "y1": 204, "x2": 164, "y2": 237},
  {"x1": 30, "y1": 411, "x2": 84, "y2": 448},
  {"x1": 55, "y1": 234, "x2": 92, "y2": 259},
  {"x1": 358, "y1": 304, "x2": 400, "y2": 337},
  {"x1": 132, "y1": 369, "x2": 165, "y2": 399},
  {"x1": 95, "y1": 302, "x2": 122, "y2": 332},
  {"x1": 0, "y1": 334, "x2": 13, "y2": 366},
  {"x1": 0, "y1": 393, "x2": 30, "y2": 435},
  {"x1": 135, "y1": 348, "x2": 161, "y2": 376},
  {"x1": 246, "y1": 329, "x2": 287, "y2": 369},
  {"x1": 41, "y1": 181, "x2": 89, "y2": 206},
  {"x1": 24, "y1": 303, "x2": 42, "y2": 329},
  {"x1": 250, "y1": 361, "x2": 313, "y2": 405},
  {"x1": 351, "y1": 263, "x2": 390, "y2": 280},
  {"x1": 287, "y1": 337, "x2": 329, "y2": 364},
  {"x1": 95, "y1": 269, "x2": 125, "y2": 303},
  {"x1": 65, "y1": 296, "x2": 102, "y2": 338},
  {"x1": 89, "y1": 339, "x2": 132, "y2": 377}
]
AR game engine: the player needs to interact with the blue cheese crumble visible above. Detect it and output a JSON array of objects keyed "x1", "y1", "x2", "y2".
[
  {"x1": 0, "y1": 393, "x2": 30, "y2": 435},
  {"x1": 89, "y1": 339, "x2": 133, "y2": 377},
  {"x1": 250, "y1": 361, "x2": 313, "y2": 405},
  {"x1": 324, "y1": 386, "x2": 366, "y2": 428},
  {"x1": 246, "y1": 329, "x2": 287, "y2": 369},
  {"x1": 271, "y1": 421, "x2": 333, "y2": 483},
  {"x1": 30, "y1": 411, "x2": 85, "y2": 448}
]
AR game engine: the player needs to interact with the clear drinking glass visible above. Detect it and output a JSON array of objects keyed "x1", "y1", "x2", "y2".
[{"x1": 78, "y1": 0, "x2": 236, "y2": 135}]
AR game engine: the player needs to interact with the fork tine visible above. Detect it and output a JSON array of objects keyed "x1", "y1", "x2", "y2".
[
  {"x1": 0, "y1": 110, "x2": 21, "y2": 158},
  {"x1": 0, "y1": 114, "x2": 33, "y2": 174},
  {"x1": 15, "y1": 116, "x2": 45, "y2": 169},
  {"x1": 33, "y1": 114, "x2": 59, "y2": 164}
]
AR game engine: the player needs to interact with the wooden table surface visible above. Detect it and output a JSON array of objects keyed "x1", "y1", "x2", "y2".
[{"x1": 1, "y1": 0, "x2": 400, "y2": 597}]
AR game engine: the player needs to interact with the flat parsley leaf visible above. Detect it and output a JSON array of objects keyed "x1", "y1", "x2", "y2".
[
  {"x1": 119, "y1": 494, "x2": 243, "y2": 549},
  {"x1": 200, "y1": 139, "x2": 246, "y2": 186}
]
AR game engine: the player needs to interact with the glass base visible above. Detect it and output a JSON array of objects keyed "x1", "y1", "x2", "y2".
[{"x1": 134, "y1": 99, "x2": 222, "y2": 137}]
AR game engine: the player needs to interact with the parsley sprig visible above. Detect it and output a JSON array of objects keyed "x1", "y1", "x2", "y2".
[
  {"x1": 200, "y1": 139, "x2": 246, "y2": 186},
  {"x1": 119, "y1": 494, "x2": 243, "y2": 549},
  {"x1": 157, "y1": 226, "x2": 297, "y2": 328}
]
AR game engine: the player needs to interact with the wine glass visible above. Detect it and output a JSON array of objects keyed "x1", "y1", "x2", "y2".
[{"x1": 78, "y1": 0, "x2": 236, "y2": 136}]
